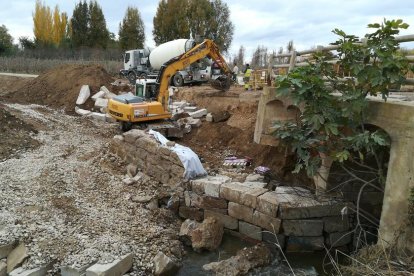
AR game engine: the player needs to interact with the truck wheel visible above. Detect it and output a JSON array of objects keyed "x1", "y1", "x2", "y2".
[
  {"x1": 128, "y1": 72, "x2": 137, "y2": 84},
  {"x1": 172, "y1": 73, "x2": 183, "y2": 87},
  {"x1": 140, "y1": 73, "x2": 148, "y2": 79}
]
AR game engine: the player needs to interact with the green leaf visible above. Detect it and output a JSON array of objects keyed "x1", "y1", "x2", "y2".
[{"x1": 335, "y1": 150, "x2": 350, "y2": 162}]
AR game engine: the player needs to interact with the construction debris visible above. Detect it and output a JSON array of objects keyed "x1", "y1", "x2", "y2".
[
  {"x1": 91, "y1": 91, "x2": 105, "y2": 101},
  {"x1": 76, "y1": 85, "x2": 90, "y2": 105}
]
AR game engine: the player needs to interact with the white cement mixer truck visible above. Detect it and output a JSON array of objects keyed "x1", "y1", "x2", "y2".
[{"x1": 120, "y1": 39, "x2": 213, "y2": 86}]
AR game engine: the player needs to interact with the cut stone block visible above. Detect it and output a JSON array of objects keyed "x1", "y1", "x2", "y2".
[
  {"x1": 183, "y1": 106, "x2": 197, "y2": 112},
  {"x1": 220, "y1": 182, "x2": 267, "y2": 209},
  {"x1": 286, "y1": 236, "x2": 324, "y2": 252},
  {"x1": 0, "y1": 241, "x2": 16, "y2": 259},
  {"x1": 87, "y1": 112, "x2": 106, "y2": 122},
  {"x1": 256, "y1": 191, "x2": 279, "y2": 217},
  {"x1": 167, "y1": 127, "x2": 183, "y2": 138},
  {"x1": 280, "y1": 201, "x2": 351, "y2": 220},
  {"x1": 239, "y1": 221, "x2": 262, "y2": 241},
  {"x1": 228, "y1": 202, "x2": 253, "y2": 223},
  {"x1": 75, "y1": 107, "x2": 92, "y2": 116},
  {"x1": 9, "y1": 267, "x2": 47, "y2": 276},
  {"x1": 91, "y1": 91, "x2": 105, "y2": 101},
  {"x1": 190, "y1": 194, "x2": 228, "y2": 210},
  {"x1": 252, "y1": 210, "x2": 281, "y2": 232},
  {"x1": 323, "y1": 216, "x2": 350, "y2": 233},
  {"x1": 85, "y1": 253, "x2": 133, "y2": 276},
  {"x1": 189, "y1": 108, "x2": 207, "y2": 118},
  {"x1": 172, "y1": 101, "x2": 188, "y2": 109},
  {"x1": 211, "y1": 111, "x2": 230, "y2": 122},
  {"x1": 325, "y1": 231, "x2": 352, "y2": 247},
  {"x1": 94, "y1": 98, "x2": 108, "y2": 109},
  {"x1": 191, "y1": 175, "x2": 231, "y2": 197},
  {"x1": 204, "y1": 210, "x2": 238, "y2": 230},
  {"x1": 76, "y1": 85, "x2": 90, "y2": 105},
  {"x1": 7, "y1": 243, "x2": 29, "y2": 273},
  {"x1": 282, "y1": 220, "x2": 323, "y2": 236}
]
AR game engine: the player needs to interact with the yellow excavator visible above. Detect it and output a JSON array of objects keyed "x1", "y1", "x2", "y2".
[{"x1": 107, "y1": 39, "x2": 232, "y2": 130}]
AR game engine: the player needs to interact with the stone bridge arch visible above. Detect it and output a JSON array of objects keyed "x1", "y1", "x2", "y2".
[{"x1": 254, "y1": 87, "x2": 414, "y2": 252}]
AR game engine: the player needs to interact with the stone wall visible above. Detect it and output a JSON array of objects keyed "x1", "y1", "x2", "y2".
[
  {"x1": 110, "y1": 129, "x2": 185, "y2": 187},
  {"x1": 179, "y1": 175, "x2": 353, "y2": 252}
]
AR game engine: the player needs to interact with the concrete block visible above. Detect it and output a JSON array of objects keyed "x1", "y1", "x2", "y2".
[
  {"x1": 0, "y1": 261, "x2": 6, "y2": 276},
  {"x1": 325, "y1": 231, "x2": 352, "y2": 247},
  {"x1": 183, "y1": 106, "x2": 197, "y2": 112},
  {"x1": 183, "y1": 124, "x2": 192, "y2": 133},
  {"x1": 85, "y1": 253, "x2": 133, "y2": 276},
  {"x1": 220, "y1": 182, "x2": 267, "y2": 209},
  {"x1": 62, "y1": 263, "x2": 95, "y2": 276},
  {"x1": 206, "y1": 113, "x2": 213, "y2": 122},
  {"x1": 91, "y1": 91, "x2": 105, "y2": 101},
  {"x1": 239, "y1": 221, "x2": 262, "y2": 241},
  {"x1": 179, "y1": 206, "x2": 204, "y2": 222},
  {"x1": 204, "y1": 210, "x2": 238, "y2": 230},
  {"x1": 94, "y1": 98, "x2": 108, "y2": 109},
  {"x1": 286, "y1": 236, "x2": 324, "y2": 252},
  {"x1": 189, "y1": 108, "x2": 207, "y2": 118},
  {"x1": 101, "y1": 86, "x2": 116, "y2": 99},
  {"x1": 282, "y1": 220, "x2": 324, "y2": 236},
  {"x1": 76, "y1": 85, "x2": 90, "y2": 105},
  {"x1": 252, "y1": 210, "x2": 281, "y2": 232},
  {"x1": 323, "y1": 216, "x2": 350, "y2": 233},
  {"x1": 9, "y1": 267, "x2": 47, "y2": 276},
  {"x1": 172, "y1": 101, "x2": 188, "y2": 109},
  {"x1": 7, "y1": 243, "x2": 29, "y2": 273},
  {"x1": 75, "y1": 107, "x2": 92, "y2": 116},
  {"x1": 87, "y1": 112, "x2": 106, "y2": 122},
  {"x1": 0, "y1": 241, "x2": 16, "y2": 259},
  {"x1": 228, "y1": 202, "x2": 253, "y2": 223}
]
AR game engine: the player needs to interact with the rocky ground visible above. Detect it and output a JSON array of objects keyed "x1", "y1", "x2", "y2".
[{"x1": 0, "y1": 103, "x2": 183, "y2": 274}]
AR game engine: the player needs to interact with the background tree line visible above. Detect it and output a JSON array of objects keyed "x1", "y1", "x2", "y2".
[{"x1": 0, "y1": 0, "x2": 234, "y2": 61}]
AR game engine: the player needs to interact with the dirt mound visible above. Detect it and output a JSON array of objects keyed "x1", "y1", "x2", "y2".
[
  {"x1": 0, "y1": 105, "x2": 40, "y2": 161},
  {"x1": 4, "y1": 64, "x2": 116, "y2": 114}
]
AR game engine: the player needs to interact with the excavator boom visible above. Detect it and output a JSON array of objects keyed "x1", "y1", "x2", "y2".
[{"x1": 107, "y1": 39, "x2": 231, "y2": 126}]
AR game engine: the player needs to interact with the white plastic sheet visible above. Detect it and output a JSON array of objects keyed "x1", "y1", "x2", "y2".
[{"x1": 149, "y1": 130, "x2": 207, "y2": 179}]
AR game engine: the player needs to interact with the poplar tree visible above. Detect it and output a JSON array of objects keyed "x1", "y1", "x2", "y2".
[
  {"x1": 71, "y1": 1, "x2": 89, "y2": 47},
  {"x1": 88, "y1": 1, "x2": 109, "y2": 48},
  {"x1": 118, "y1": 6, "x2": 145, "y2": 50},
  {"x1": 33, "y1": 0, "x2": 53, "y2": 45}
]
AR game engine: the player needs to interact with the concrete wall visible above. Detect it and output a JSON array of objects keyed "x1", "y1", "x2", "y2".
[{"x1": 254, "y1": 87, "x2": 414, "y2": 253}]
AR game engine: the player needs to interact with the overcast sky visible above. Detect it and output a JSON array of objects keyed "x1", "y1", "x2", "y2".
[{"x1": 1, "y1": 0, "x2": 414, "y2": 59}]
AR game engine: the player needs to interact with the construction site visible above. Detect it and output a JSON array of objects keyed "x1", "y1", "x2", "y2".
[{"x1": 0, "y1": 19, "x2": 414, "y2": 276}]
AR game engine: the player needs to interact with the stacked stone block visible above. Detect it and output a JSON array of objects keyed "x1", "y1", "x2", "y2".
[
  {"x1": 110, "y1": 130, "x2": 185, "y2": 187},
  {"x1": 180, "y1": 176, "x2": 353, "y2": 252}
]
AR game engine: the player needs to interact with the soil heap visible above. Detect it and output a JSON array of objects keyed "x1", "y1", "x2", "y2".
[
  {"x1": 0, "y1": 105, "x2": 39, "y2": 161},
  {"x1": 4, "y1": 64, "x2": 115, "y2": 114}
]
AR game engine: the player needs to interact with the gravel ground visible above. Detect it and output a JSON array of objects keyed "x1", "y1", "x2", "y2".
[{"x1": 0, "y1": 104, "x2": 183, "y2": 275}]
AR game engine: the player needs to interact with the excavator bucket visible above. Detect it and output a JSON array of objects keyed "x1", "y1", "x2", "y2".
[{"x1": 210, "y1": 75, "x2": 232, "y2": 91}]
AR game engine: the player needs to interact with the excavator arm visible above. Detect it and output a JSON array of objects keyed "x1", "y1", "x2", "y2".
[{"x1": 155, "y1": 39, "x2": 232, "y2": 111}]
